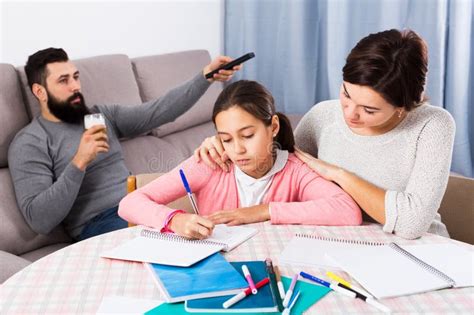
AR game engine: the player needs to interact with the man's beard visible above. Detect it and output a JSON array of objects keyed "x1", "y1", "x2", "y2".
[{"x1": 47, "y1": 90, "x2": 90, "y2": 124}]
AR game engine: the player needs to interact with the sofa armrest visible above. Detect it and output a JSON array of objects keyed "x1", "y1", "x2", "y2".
[
  {"x1": 438, "y1": 174, "x2": 474, "y2": 244},
  {"x1": 0, "y1": 250, "x2": 31, "y2": 284}
]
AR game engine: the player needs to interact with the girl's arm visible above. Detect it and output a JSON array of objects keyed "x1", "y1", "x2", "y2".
[
  {"x1": 269, "y1": 161, "x2": 363, "y2": 226},
  {"x1": 118, "y1": 157, "x2": 214, "y2": 236},
  {"x1": 208, "y1": 159, "x2": 362, "y2": 226}
]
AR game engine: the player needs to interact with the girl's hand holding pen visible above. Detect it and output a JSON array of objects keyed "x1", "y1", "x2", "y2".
[{"x1": 169, "y1": 213, "x2": 214, "y2": 239}]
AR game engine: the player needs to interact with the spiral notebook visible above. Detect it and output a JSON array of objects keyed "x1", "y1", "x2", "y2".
[
  {"x1": 101, "y1": 224, "x2": 258, "y2": 267},
  {"x1": 327, "y1": 243, "x2": 474, "y2": 298},
  {"x1": 279, "y1": 234, "x2": 385, "y2": 269}
]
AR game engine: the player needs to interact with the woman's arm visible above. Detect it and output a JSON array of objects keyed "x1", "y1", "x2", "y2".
[
  {"x1": 295, "y1": 149, "x2": 386, "y2": 223},
  {"x1": 296, "y1": 111, "x2": 456, "y2": 239}
]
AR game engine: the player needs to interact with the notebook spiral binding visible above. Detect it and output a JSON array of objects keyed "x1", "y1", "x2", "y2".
[
  {"x1": 295, "y1": 233, "x2": 385, "y2": 246},
  {"x1": 141, "y1": 229, "x2": 227, "y2": 248},
  {"x1": 389, "y1": 243, "x2": 456, "y2": 286}
]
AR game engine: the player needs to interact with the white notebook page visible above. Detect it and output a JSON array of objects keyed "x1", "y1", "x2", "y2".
[
  {"x1": 279, "y1": 236, "x2": 378, "y2": 269},
  {"x1": 101, "y1": 236, "x2": 223, "y2": 266},
  {"x1": 206, "y1": 224, "x2": 258, "y2": 251},
  {"x1": 402, "y1": 243, "x2": 474, "y2": 288},
  {"x1": 327, "y1": 244, "x2": 472, "y2": 298},
  {"x1": 101, "y1": 224, "x2": 257, "y2": 266}
]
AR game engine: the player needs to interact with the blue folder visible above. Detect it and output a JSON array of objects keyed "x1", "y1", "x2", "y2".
[
  {"x1": 147, "y1": 253, "x2": 248, "y2": 303},
  {"x1": 184, "y1": 261, "x2": 278, "y2": 312}
]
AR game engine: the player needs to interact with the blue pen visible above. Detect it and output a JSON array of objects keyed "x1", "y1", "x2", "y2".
[
  {"x1": 179, "y1": 169, "x2": 200, "y2": 215},
  {"x1": 299, "y1": 271, "x2": 356, "y2": 298}
]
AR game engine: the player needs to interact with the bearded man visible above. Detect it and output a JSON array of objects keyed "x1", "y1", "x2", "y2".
[{"x1": 8, "y1": 48, "x2": 238, "y2": 240}]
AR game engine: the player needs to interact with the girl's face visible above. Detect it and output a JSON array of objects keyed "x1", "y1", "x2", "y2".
[
  {"x1": 215, "y1": 106, "x2": 279, "y2": 179},
  {"x1": 340, "y1": 81, "x2": 404, "y2": 134}
]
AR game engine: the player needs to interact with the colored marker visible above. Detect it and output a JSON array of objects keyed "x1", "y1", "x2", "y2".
[
  {"x1": 282, "y1": 274, "x2": 298, "y2": 307},
  {"x1": 326, "y1": 271, "x2": 352, "y2": 288},
  {"x1": 265, "y1": 258, "x2": 284, "y2": 311},
  {"x1": 336, "y1": 282, "x2": 391, "y2": 313},
  {"x1": 326, "y1": 271, "x2": 390, "y2": 312},
  {"x1": 274, "y1": 265, "x2": 286, "y2": 300},
  {"x1": 299, "y1": 271, "x2": 356, "y2": 298},
  {"x1": 326, "y1": 271, "x2": 373, "y2": 297},
  {"x1": 223, "y1": 278, "x2": 270, "y2": 309},
  {"x1": 282, "y1": 290, "x2": 301, "y2": 315},
  {"x1": 242, "y1": 265, "x2": 257, "y2": 294}
]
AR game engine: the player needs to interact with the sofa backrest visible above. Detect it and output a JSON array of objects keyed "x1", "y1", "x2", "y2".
[
  {"x1": 132, "y1": 50, "x2": 221, "y2": 137},
  {"x1": 18, "y1": 54, "x2": 143, "y2": 119},
  {"x1": 120, "y1": 50, "x2": 221, "y2": 174},
  {"x1": 0, "y1": 63, "x2": 72, "y2": 255}
]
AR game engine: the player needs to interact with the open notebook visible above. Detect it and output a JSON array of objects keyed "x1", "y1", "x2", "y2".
[
  {"x1": 279, "y1": 234, "x2": 385, "y2": 269},
  {"x1": 327, "y1": 243, "x2": 474, "y2": 298},
  {"x1": 101, "y1": 224, "x2": 258, "y2": 267}
]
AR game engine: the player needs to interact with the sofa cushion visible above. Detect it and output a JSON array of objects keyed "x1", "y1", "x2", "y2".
[
  {"x1": 17, "y1": 54, "x2": 142, "y2": 119},
  {"x1": 20, "y1": 243, "x2": 71, "y2": 262},
  {"x1": 0, "y1": 250, "x2": 31, "y2": 283},
  {"x1": 132, "y1": 50, "x2": 222, "y2": 137},
  {"x1": 121, "y1": 135, "x2": 185, "y2": 174},
  {"x1": 161, "y1": 121, "x2": 216, "y2": 158},
  {"x1": 0, "y1": 64, "x2": 30, "y2": 168},
  {"x1": 0, "y1": 169, "x2": 72, "y2": 255}
]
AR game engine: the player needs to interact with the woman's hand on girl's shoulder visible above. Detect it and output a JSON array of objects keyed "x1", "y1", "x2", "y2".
[
  {"x1": 194, "y1": 135, "x2": 232, "y2": 172},
  {"x1": 294, "y1": 147, "x2": 342, "y2": 182}
]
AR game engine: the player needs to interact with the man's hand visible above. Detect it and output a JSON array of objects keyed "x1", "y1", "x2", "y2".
[
  {"x1": 194, "y1": 135, "x2": 231, "y2": 172},
  {"x1": 169, "y1": 213, "x2": 215, "y2": 239},
  {"x1": 206, "y1": 205, "x2": 270, "y2": 226},
  {"x1": 203, "y1": 56, "x2": 242, "y2": 82},
  {"x1": 72, "y1": 125, "x2": 109, "y2": 171}
]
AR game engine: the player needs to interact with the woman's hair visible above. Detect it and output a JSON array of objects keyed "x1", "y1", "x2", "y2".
[
  {"x1": 342, "y1": 29, "x2": 428, "y2": 111},
  {"x1": 212, "y1": 80, "x2": 295, "y2": 152}
]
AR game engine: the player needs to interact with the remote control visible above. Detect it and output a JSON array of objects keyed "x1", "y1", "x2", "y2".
[{"x1": 205, "y1": 52, "x2": 255, "y2": 79}]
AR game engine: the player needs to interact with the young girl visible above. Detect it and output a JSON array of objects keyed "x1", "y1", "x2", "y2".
[{"x1": 118, "y1": 80, "x2": 362, "y2": 239}]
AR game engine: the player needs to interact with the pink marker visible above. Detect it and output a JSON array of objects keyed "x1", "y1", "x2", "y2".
[{"x1": 242, "y1": 265, "x2": 257, "y2": 294}]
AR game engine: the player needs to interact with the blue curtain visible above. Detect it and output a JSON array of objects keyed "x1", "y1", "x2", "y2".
[{"x1": 224, "y1": 0, "x2": 473, "y2": 177}]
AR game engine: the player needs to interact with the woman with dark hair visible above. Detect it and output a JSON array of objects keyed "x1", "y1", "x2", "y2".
[
  {"x1": 295, "y1": 29, "x2": 455, "y2": 240},
  {"x1": 119, "y1": 80, "x2": 361, "y2": 239},
  {"x1": 196, "y1": 29, "x2": 455, "y2": 240}
]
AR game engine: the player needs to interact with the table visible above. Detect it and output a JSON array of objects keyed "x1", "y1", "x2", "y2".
[{"x1": 1, "y1": 223, "x2": 473, "y2": 314}]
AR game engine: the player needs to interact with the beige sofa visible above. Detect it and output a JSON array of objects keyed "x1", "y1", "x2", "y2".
[{"x1": 0, "y1": 50, "x2": 237, "y2": 283}]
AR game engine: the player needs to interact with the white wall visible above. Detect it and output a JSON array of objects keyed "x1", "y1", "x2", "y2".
[{"x1": 0, "y1": 0, "x2": 224, "y2": 66}]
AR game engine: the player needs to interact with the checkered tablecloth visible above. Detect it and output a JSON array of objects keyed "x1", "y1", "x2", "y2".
[{"x1": 1, "y1": 223, "x2": 473, "y2": 314}]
